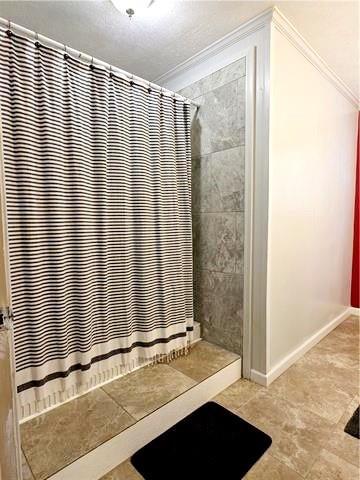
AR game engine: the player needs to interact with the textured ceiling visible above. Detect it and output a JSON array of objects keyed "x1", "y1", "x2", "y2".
[{"x1": 0, "y1": 0, "x2": 358, "y2": 97}]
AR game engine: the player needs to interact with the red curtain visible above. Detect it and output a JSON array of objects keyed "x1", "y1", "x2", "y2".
[{"x1": 351, "y1": 113, "x2": 360, "y2": 307}]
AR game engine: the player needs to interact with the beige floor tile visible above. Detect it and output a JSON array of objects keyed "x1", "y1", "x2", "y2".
[
  {"x1": 337, "y1": 395, "x2": 360, "y2": 430},
  {"x1": 213, "y1": 379, "x2": 263, "y2": 411},
  {"x1": 21, "y1": 389, "x2": 135, "y2": 480},
  {"x1": 326, "y1": 428, "x2": 360, "y2": 469},
  {"x1": 267, "y1": 363, "x2": 354, "y2": 423},
  {"x1": 22, "y1": 451, "x2": 34, "y2": 480},
  {"x1": 325, "y1": 395, "x2": 360, "y2": 468},
  {"x1": 296, "y1": 347, "x2": 359, "y2": 396},
  {"x1": 334, "y1": 315, "x2": 359, "y2": 335},
  {"x1": 313, "y1": 317, "x2": 360, "y2": 366},
  {"x1": 238, "y1": 389, "x2": 334, "y2": 477},
  {"x1": 100, "y1": 460, "x2": 143, "y2": 480},
  {"x1": 103, "y1": 363, "x2": 196, "y2": 420},
  {"x1": 307, "y1": 449, "x2": 359, "y2": 480},
  {"x1": 244, "y1": 453, "x2": 302, "y2": 479},
  {"x1": 170, "y1": 340, "x2": 239, "y2": 382}
]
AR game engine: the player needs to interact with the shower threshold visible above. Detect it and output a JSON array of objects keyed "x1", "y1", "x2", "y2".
[{"x1": 21, "y1": 334, "x2": 241, "y2": 480}]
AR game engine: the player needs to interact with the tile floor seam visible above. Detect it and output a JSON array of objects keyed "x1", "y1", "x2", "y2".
[
  {"x1": 100, "y1": 386, "x2": 138, "y2": 423},
  {"x1": 263, "y1": 380, "x2": 344, "y2": 426},
  {"x1": 266, "y1": 452, "x2": 306, "y2": 479},
  {"x1": 303, "y1": 435, "x2": 335, "y2": 479},
  {"x1": 237, "y1": 389, "x2": 343, "y2": 477},
  {"x1": 229, "y1": 384, "x2": 265, "y2": 411},
  {"x1": 22, "y1": 448, "x2": 36, "y2": 480},
  {"x1": 326, "y1": 424, "x2": 360, "y2": 470},
  {"x1": 304, "y1": 448, "x2": 359, "y2": 480},
  {"x1": 165, "y1": 363, "x2": 199, "y2": 384},
  {"x1": 243, "y1": 385, "x2": 335, "y2": 427}
]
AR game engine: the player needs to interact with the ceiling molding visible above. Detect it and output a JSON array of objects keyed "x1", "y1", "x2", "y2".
[
  {"x1": 155, "y1": 6, "x2": 358, "y2": 109},
  {"x1": 153, "y1": 7, "x2": 274, "y2": 86},
  {"x1": 272, "y1": 6, "x2": 358, "y2": 108}
]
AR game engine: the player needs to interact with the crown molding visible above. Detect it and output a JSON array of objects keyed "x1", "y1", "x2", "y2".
[
  {"x1": 153, "y1": 7, "x2": 274, "y2": 86},
  {"x1": 154, "y1": 6, "x2": 358, "y2": 108},
  {"x1": 272, "y1": 6, "x2": 358, "y2": 108}
]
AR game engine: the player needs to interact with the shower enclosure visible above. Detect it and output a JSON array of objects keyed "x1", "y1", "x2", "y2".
[{"x1": 0, "y1": 14, "x2": 249, "y2": 480}]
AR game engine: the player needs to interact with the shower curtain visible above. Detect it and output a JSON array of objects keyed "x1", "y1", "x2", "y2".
[{"x1": 0, "y1": 28, "x2": 193, "y2": 417}]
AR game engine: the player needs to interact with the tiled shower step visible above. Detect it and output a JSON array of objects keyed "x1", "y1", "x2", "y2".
[{"x1": 47, "y1": 355, "x2": 242, "y2": 480}]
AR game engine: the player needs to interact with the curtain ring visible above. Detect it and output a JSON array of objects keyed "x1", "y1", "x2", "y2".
[
  {"x1": 109, "y1": 65, "x2": 113, "y2": 78},
  {"x1": 64, "y1": 44, "x2": 69, "y2": 61},
  {"x1": 6, "y1": 19, "x2": 13, "y2": 38},
  {"x1": 160, "y1": 87, "x2": 164, "y2": 98},
  {"x1": 89, "y1": 56, "x2": 95, "y2": 71},
  {"x1": 35, "y1": 31, "x2": 40, "y2": 49}
]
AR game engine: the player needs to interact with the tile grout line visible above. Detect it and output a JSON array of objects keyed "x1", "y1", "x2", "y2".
[
  {"x1": 267, "y1": 452, "x2": 306, "y2": 479},
  {"x1": 99, "y1": 386, "x2": 138, "y2": 424},
  {"x1": 184, "y1": 71, "x2": 247, "y2": 102},
  {"x1": 191, "y1": 140, "x2": 246, "y2": 160},
  {"x1": 235, "y1": 387, "x2": 339, "y2": 478},
  {"x1": 191, "y1": 142, "x2": 246, "y2": 162},
  {"x1": 22, "y1": 447, "x2": 37, "y2": 480}
]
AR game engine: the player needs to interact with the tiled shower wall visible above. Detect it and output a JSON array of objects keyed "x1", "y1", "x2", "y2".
[{"x1": 178, "y1": 57, "x2": 246, "y2": 355}]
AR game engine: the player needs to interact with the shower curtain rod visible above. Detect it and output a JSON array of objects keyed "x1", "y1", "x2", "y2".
[{"x1": 0, "y1": 16, "x2": 200, "y2": 109}]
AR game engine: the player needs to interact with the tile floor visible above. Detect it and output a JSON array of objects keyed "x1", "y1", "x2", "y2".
[
  {"x1": 21, "y1": 340, "x2": 238, "y2": 480},
  {"x1": 102, "y1": 315, "x2": 359, "y2": 480}
]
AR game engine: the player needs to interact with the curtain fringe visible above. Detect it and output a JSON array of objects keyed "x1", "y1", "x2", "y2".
[{"x1": 20, "y1": 343, "x2": 191, "y2": 420}]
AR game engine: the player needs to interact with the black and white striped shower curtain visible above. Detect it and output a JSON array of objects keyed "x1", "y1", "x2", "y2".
[{"x1": 0, "y1": 28, "x2": 193, "y2": 417}]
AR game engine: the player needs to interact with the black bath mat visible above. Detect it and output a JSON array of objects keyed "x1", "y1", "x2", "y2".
[
  {"x1": 131, "y1": 401, "x2": 272, "y2": 479},
  {"x1": 344, "y1": 406, "x2": 359, "y2": 439}
]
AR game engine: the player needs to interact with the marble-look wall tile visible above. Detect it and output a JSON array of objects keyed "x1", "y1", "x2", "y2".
[
  {"x1": 178, "y1": 57, "x2": 246, "y2": 100},
  {"x1": 235, "y1": 212, "x2": 245, "y2": 274},
  {"x1": 193, "y1": 213, "x2": 237, "y2": 273},
  {"x1": 192, "y1": 146, "x2": 245, "y2": 213},
  {"x1": 182, "y1": 58, "x2": 246, "y2": 356},
  {"x1": 194, "y1": 270, "x2": 243, "y2": 354},
  {"x1": 191, "y1": 80, "x2": 244, "y2": 158}
]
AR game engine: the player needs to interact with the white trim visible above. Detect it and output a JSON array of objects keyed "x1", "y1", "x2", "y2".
[
  {"x1": 48, "y1": 358, "x2": 242, "y2": 480},
  {"x1": 153, "y1": 7, "x2": 273, "y2": 89},
  {"x1": 271, "y1": 7, "x2": 358, "y2": 108},
  {"x1": 155, "y1": 6, "x2": 358, "y2": 108},
  {"x1": 250, "y1": 368, "x2": 267, "y2": 387},
  {"x1": 242, "y1": 47, "x2": 256, "y2": 379},
  {"x1": 349, "y1": 307, "x2": 360, "y2": 317},
  {"x1": 250, "y1": 23, "x2": 271, "y2": 377},
  {"x1": 251, "y1": 307, "x2": 353, "y2": 387}
]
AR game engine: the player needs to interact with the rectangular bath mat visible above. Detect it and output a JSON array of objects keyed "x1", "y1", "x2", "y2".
[
  {"x1": 131, "y1": 401, "x2": 272, "y2": 479},
  {"x1": 344, "y1": 406, "x2": 359, "y2": 439}
]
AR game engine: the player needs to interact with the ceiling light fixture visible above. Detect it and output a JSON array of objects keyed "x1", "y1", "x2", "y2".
[{"x1": 111, "y1": 0, "x2": 152, "y2": 19}]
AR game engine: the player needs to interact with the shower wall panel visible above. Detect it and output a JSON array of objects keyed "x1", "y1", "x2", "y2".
[{"x1": 178, "y1": 57, "x2": 246, "y2": 355}]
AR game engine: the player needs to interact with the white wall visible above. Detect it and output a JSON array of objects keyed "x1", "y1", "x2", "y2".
[{"x1": 267, "y1": 25, "x2": 358, "y2": 374}]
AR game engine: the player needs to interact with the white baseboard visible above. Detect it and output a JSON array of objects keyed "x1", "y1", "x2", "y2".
[
  {"x1": 48, "y1": 357, "x2": 242, "y2": 480},
  {"x1": 251, "y1": 307, "x2": 352, "y2": 387},
  {"x1": 249, "y1": 368, "x2": 267, "y2": 387},
  {"x1": 349, "y1": 307, "x2": 360, "y2": 317}
]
